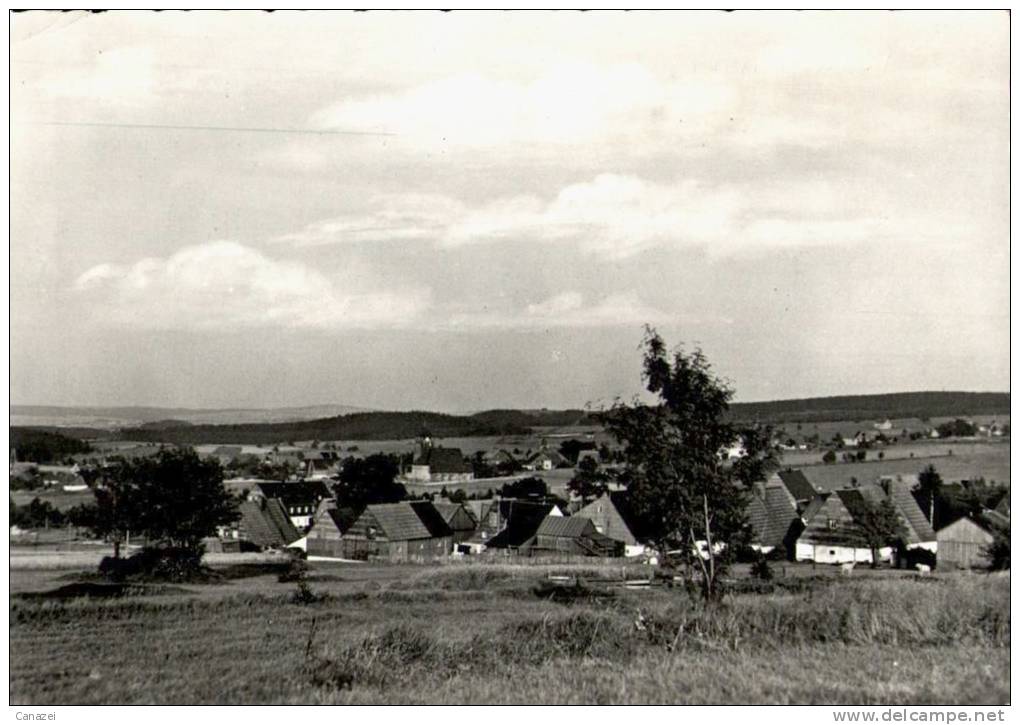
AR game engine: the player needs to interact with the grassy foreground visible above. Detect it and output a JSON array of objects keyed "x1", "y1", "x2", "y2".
[{"x1": 9, "y1": 562, "x2": 1010, "y2": 705}]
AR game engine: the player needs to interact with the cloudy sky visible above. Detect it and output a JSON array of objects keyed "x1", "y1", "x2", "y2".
[{"x1": 10, "y1": 11, "x2": 1009, "y2": 411}]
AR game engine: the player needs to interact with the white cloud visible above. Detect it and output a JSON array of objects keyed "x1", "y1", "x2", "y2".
[
  {"x1": 443, "y1": 291, "x2": 673, "y2": 330},
  {"x1": 309, "y1": 62, "x2": 733, "y2": 150},
  {"x1": 277, "y1": 173, "x2": 946, "y2": 260},
  {"x1": 73, "y1": 240, "x2": 429, "y2": 331}
]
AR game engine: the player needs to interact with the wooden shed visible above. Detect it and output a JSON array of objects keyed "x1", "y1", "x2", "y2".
[
  {"x1": 339, "y1": 501, "x2": 453, "y2": 562},
  {"x1": 306, "y1": 501, "x2": 362, "y2": 558},
  {"x1": 432, "y1": 502, "x2": 478, "y2": 543},
  {"x1": 936, "y1": 516, "x2": 995, "y2": 569},
  {"x1": 531, "y1": 515, "x2": 622, "y2": 557},
  {"x1": 575, "y1": 491, "x2": 650, "y2": 557}
]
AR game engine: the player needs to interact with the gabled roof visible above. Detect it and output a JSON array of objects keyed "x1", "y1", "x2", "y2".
[
  {"x1": 536, "y1": 515, "x2": 595, "y2": 538},
  {"x1": 255, "y1": 480, "x2": 332, "y2": 507},
  {"x1": 238, "y1": 498, "x2": 301, "y2": 548},
  {"x1": 747, "y1": 485, "x2": 800, "y2": 548},
  {"x1": 326, "y1": 507, "x2": 362, "y2": 535},
  {"x1": 364, "y1": 503, "x2": 431, "y2": 541},
  {"x1": 884, "y1": 480, "x2": 935, "y2": 543},
  {"x1": 484, "y1": 501, "x2": 555, "y2": 548},
  {"x1": 414, "y1": 447, "x2": 471, "y2": 474},
  {"x1": 409, "y1": 501, "x2": 455, "y2": 538},
  {"x1": 800, "y1": 494, "x2": 830, "y2": 524},
  {"x1": 432, "y1": 502, "x2": 477, "y2": 527},
  {"x1": 776, "y1": 469, "x2": 818, "y2": 502},
  {"x1": 605, "y1": 490, "x2": 654, "y2": 541},
  {"x1": 530, "y1": 450, "x2": 567, "y2": 466}
]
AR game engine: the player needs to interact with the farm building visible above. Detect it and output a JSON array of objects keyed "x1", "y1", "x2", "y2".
[
  {"x1": 795, "y1": 491, "x2": 880, "y2": 564},
  {"x1": 336, "y1": 501, "x2": 453, "y2": 562},
  {"x1": 937, "y1": 512, "x2": 1006, "y2": 569},
  {"x1": 431, "y1": 501, "x2": 478, "y2": 543},
  {"x1": 302, "y1": 450, "x2": 340, "y2": 480},
  {"x1": 530, "y1": 515, "x2": 622, "y2": 557},
  {"x1": 305, "y1": 500, "x2": 363, "y2": 558},
  {"x1": 746, "y1": 483, "x2": 801, "y2": 557},
  {"x1": 234, "y1": 498, "x2": 302, "y2": 550},
  {"x1": 249, "y1": 480, "x2": 332, "y2": 529},
  {"x1": 473, "y1": 499, "x2": 563, "y2": 552},
  {"x1": 770, "y1": 469, "x2": 819, "y2": 512},
  {"x1": 575, "y1": 491, "x2": 650, "y2": 557},
  {"x1": 876, "y1": 478, "x2": 936, "y2": 553}
]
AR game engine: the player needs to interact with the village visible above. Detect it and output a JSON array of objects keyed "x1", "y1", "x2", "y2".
[{"x1": 11, "y1": 418, "x2": 1010, "y2": 573}]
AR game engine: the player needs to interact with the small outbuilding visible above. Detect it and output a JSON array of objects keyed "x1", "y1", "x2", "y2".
[{"x1": 936, "y1": 513, "x2": 1003, "y2": 570}]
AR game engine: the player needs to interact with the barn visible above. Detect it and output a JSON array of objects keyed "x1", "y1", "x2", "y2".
[
  {"x1": 795, "y1": 491, "x2": 879, "y2": 564},
  {"x1": 431, "y1": 502, "x2": 478, "y2": 543},
  {"x1": 936, "y1": 514, "x2": 1003, "y2": 569},
  {"x1": 339, "y1": 501, "x2": 453, "y2": 562},
  {"x1": 530, "y1": 515, "x2": 622, "y2": 557},
  {"x1": 575, "y1": 491, "x2": 650, "y2": 557},
  {"x1": 235, "y1": 497, "x2": 302, "y2": 550},
  {"x1": 305, "y1": 500, "x2": 363, "y2": 558},
  {"x1": 746, "y1": 483, "x2": 801, "y2": 557}
]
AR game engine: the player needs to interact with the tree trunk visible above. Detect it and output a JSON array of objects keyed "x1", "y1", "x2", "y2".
[
  {"x1": 929, "y1": 496, "x2": 935, "y2": 530},
  {"x1": 113, "y1": 539, "x2": 121, "y2": 559}
]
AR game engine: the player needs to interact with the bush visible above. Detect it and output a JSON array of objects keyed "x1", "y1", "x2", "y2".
[
  {"x1": 99, "y1": 547, "x2": 205, "y2": 583},
  {"x1": 750, "y1": 556, "x2": 773, "y2": 581}
]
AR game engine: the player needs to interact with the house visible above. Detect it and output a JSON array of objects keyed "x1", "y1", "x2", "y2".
[
  {"x1": 305, "y1": 500, "x2": 363, "y2": 558},
  {"x1": 873, "y1": 419, "x2": 893, "y2": 431},
  {"x1": 302, "y1": 450, "x2": 339, "y2": 480},
  {"x1": 431, "y1": 501, "x2": 478, "y2": 543},
  {"x1": 234, "y1": 497, "x2": 302, "y2": 550},
  {"x1": 250, "y1": 480, "x2": 332, "y2": 529},
  {"x1": 746, "y1": 483, "x2": 801, "y2": 557},
  {"x1": 936, "y1": 514, "x2": 1002, "y2": 569},
  {"x1": 770, "y1": 469, "x2": 819, "y2": 512},
  {"x1": 574, "y1": 450, "x2": 601, "y2": 468},
  {"x1": 795, "y1": 491, "x2": 876, "y2": 564},
  {"x1": 405, "y1": 434, "x2": 473, "y2": 483},
  {"x1": 530, "y1": 515, "x2": 622, "y2": 557},
  {"x1": 473, "y1": 500, "x2": 563, "y2": 552},
  {"x1": 338, "y1": 501, "x2": 453, "y2": 562},
  {"x1": 575, "y1": 491, "x2": 650, "y2": 557},
  {"x1": 527, "y1": 449, "x2": 568, "y2": 471}
]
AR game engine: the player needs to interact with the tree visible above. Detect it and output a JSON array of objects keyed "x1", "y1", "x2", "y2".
[
  {"x1": 852, "y1": 498, "x2": 906, "y2": 568},
  {"x1": 566, "y1": 455, "x2": 610, "y2": 505},
  {"x1": 595, "y1": 328, "x2": 779, "y2": 601},
  {"x1": 81, "y1": 449, "x2": 239, "y2": 557},
  {"x1": 333, "y1": 453, "x2": 406, "y2": 509},
  {"x1": 822, "y1": 449, "x2": 837, "y2": 464},
  {"x1": 915, "y1": 465, "x2": 942, "y2": 529},
  {"x1": 499, "y1": 476, "x2": 548, "y2": 499},
  {"x1": 558, "y1": 439, "x2": 596, "y2": 465},
  {"x1": 983, "y1": 518, "x2": 1010, "y2": 570}
]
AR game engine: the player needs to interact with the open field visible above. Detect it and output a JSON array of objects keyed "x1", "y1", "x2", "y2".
[{"x1": 9, "y1": 559, "x2": 1009, "y2": 705}]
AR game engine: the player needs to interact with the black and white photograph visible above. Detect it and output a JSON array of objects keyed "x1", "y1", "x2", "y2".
[{"x1": 8, "y1": 9, "x2": 1011, "y2": 709}]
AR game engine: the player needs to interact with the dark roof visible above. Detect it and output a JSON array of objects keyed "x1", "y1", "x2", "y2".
[
  {"x1": 414, "y1": 446, "x2": 471, "y2": 474},
  {"x1": 238, "y1": 498, "x2": 301, "y2": 548},
  {"x1": 747, "y1": 485, "x2": 799, "y2": 548},
  {"x1": 484, "y1": 501, "x2": 555, "y2": 548},
  {"x1": 834, "y1": 488, "x2": 872, "y2": 520},
  {"x1": 536, "y1": 515, "x2": 594, "y2": 538},
  {"x1": 326, "y1": 507, "x2": 362, "y2": 535},
  {"x1": 364, "y1": 502, "x2": 451, "y2": 541},
  {"x1": 800, "y1": 493, "x2": 830, "y2": 524},
  {"x1": 409, "y1": 501, "x2": 455, "y2": 538},
  {"x1": 432, "y1": 502, "x2": 477, "y2": 527},
  {"x1": 606, "y1": 490, "x2": 654, "y2": 541},
  {"x1": 255, "y1": 480, "x2": 332, "y2": 507},
  {"x1": 777, "y1": 469, "x2": 818, "y2": 501},
  {"x1": 981, "y1": 509, "x2": 1010, "y2": 530}
]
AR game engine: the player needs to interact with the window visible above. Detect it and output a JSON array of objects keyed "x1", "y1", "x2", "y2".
[{"x1": 827, "y1": 519, "x2": 837, "y2": 530}]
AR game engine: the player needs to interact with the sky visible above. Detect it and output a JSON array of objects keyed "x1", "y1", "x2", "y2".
[{"x1": 9, "y1": 11, "x2": 1010, "y2": 412}]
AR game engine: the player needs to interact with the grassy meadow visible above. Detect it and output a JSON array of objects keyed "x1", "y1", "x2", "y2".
[{"x1": 9, "y1": 560, "x2": 1010, "y2": 705}]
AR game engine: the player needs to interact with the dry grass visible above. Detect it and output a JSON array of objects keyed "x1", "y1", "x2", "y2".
[{"x1": 9, "y1": 562, "x2": 1010, "y2": 705}]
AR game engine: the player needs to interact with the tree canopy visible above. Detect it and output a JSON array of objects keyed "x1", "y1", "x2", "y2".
[
  {"x1": 333, "y1": 453, "x2": 407, "y2": 509},
  {"x1": 595, "y1": 328, "x2": 780, "y2": 600},
  {"x1": 80, "y1": 448, "x2": 239, "y2": 555}
]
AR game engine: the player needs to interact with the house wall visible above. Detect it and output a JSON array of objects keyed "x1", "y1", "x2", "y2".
[{"x1": 795, "y1": 542, "x2": 892, "y2": 564}]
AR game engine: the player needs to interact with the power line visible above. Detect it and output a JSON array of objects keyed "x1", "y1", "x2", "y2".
[{"x1": 33, "y1": 120, "x2": 395, "y2": 137}]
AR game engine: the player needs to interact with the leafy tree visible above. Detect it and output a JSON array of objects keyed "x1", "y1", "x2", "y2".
[
  {"x1": 852, "y1": 498, "x2": 906, "y2": 568},
  {"x1": 822, "y1": 449, "x2": 837, "y2": 464},
  {"x1": 558, "y1": 439, "x2": 596, "y2": 465},
  {"x1": 595, "y1": 328, "x2": 779, "y2": 601},
  {"x1": 566, "y1": 455, "x2": 611, "y2": 505},
  {"x1": 11, "y1": 497, "x2": 66, "y2": 529},
  {"x1": 914, "y1": 465, "x2": 942, "y2": 529},
  {"x1": 80, "y1": 449, "x2": 239, "y2": 557},
  {"x1": 333, "y1": 453, "x2": 406, "y2": 509},
  {"x1": 499, "y1": 476, "x2": 548, "y2": 499},
  {"x1": 983, "y1": 518, "x2": 1010, "y2": 570},
  {"x1": 448, "y1": 489, "x2": 468, "y2": 504},
  {"x1": 937, "y1": 418, "x2": 977, "y2": 439}
]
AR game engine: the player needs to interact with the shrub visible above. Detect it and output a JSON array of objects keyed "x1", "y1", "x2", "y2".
[{"x1": 99, "y1": 547, "x2": 205, "y2": 583}]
